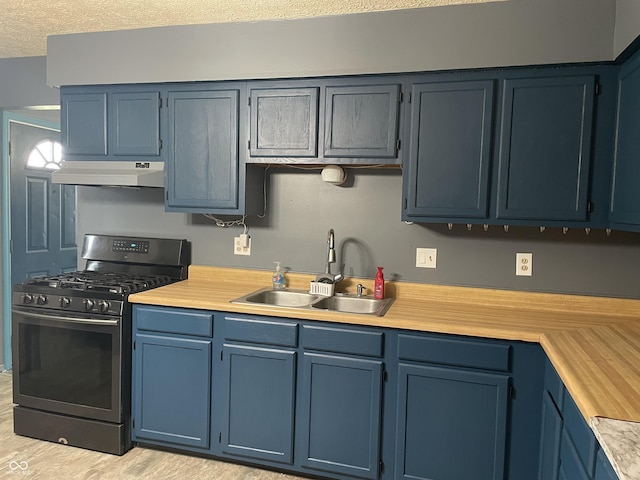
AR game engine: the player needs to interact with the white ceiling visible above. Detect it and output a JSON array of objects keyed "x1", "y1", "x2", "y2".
[{"x1": 0, "y1": 0, "x2": 502, "y2": 59}]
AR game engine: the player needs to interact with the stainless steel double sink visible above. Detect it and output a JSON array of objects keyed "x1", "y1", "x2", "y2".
[{"x1": 231, "y1": 287, "x2": 394, "y2": 317}]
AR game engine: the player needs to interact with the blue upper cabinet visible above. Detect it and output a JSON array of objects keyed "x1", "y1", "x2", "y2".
[
  {"x1": 61, "y1": 91, "x2": 107, "y2": 156},
  {"x1": 248, "y1": 79, "x2": 402, "y2": 164},
  {"x1": 249, "y1": 87, "x2": 319, "y2": 157},
  {"x1": 109, "y1": 91, "x2": 161, "y2": 156},
  {"x1": 324, "y1": 84, "x2": 400, "y2": 159},
  {"x1": 165, "y1": 85, "x2": 241, "y2": 212},
  {"x1": 61, "y1": 85, "x2": 163, "y2": 161},
  {"x1": 403, "y1": 79, "x2": 495, "y2": 219},
  {"x1": 609, "y1": 51, "x2": 640, "y2": 230},
  {"x1": 496, "y1": 75, "x2": 595, "y2": 222}
]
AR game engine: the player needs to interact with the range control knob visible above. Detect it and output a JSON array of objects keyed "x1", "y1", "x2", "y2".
[
  {"x1": 36, "y1": 294, "x2": 47, "y2": 305},
  {"x1": 83, "y1": 299, "x2": 95, "y2": 311},
  {"x1": 59, "y1": 297, "x2": 71, "y2": 308},
  {"x1": 97, "y1": 300, "x2": 110, "y2": 313},
  {"x1": 22, "y1": 293, "x2": 34, "y2": 304}
]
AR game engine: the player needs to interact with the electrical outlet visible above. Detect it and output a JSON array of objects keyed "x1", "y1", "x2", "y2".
[
  {"x1": 516, "y1": 253, "x2": 532, "y2": 276},
  {"x1": 416, "y1": 248, "x2": 437, "y2": 268},
  {"x1": 234, "y1": 236, "x2": 251, "y2": 256}
]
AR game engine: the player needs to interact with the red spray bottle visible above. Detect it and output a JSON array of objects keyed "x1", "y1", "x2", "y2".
[{"x1": 374, "y1": 267, "x2": 385, "y2": 299}]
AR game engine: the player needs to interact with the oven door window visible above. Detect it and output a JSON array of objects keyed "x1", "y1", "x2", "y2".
[{"x1": 13, "y1": 310, "x2": 122, "y2": 423}]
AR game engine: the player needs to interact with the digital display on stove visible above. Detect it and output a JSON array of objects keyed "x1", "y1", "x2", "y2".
[{"x1": 112, "y1": 239, "x2": 149, "y2": 254}]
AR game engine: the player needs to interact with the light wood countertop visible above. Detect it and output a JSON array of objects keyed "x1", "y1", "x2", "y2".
[{"x1": 130, "y1": 266, "x2": 640, "y2": 424}]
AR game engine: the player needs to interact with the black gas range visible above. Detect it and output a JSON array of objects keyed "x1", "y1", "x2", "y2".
[{"x1": 12, "y1": 234, "x2": 190, "y2": 455}]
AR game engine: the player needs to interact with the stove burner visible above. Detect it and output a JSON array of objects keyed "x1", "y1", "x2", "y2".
[{"x1": 24, "y1": 272, "x2": 173, "y2": 294}]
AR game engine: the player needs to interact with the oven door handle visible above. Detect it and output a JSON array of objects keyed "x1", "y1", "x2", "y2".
[{"x1": 12, "y1": 309, "x2": 119, "y2": 326}]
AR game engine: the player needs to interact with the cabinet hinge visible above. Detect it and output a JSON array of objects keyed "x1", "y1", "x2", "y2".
[
  {"x1": 159, "y1": 96, "x2": 162, "y2": 108},
  {"x1": 8, "y1": 141, "x2": 11, "y2": 157},
  {"x1": 509, "y1": 385, "x2": 515, "y2": 399},
  {"x1": 399, "y1": 92, "x2": 404, "y2": 103},
  {"x1": 218, "y1": 432, "x2": 222, "y2": 443},
  {"x1": 379, "y1": 461, "x2": 384, "y2": 474},
  {"x1": 248, "y1": 140, "x2": 251, "y2": 150},
  {"x1": 403, "y1": 198, "x2": 407, "y2": 210},
  {"x1": 396, "y1": 139, "x2": 401, "y2": 152},
  {"x1": 132, "y1": 419, "x2": 135, "y2": 428},
  {"x1": 248, "y1": 96, "x2": 251, "y2": 107},
  {"x1": 220, "y1": 350, "x2": 223, "y2": 361},
  {"x1": 159, "y1": 138, "x2": 163, "y2": 150},
  {"x1": 595, "y1": 83, "x2": 601, "y2": 96},
  {"x1": 133, "y1": 341, "x2": 136, "y2": 350},
  {"x1": 165, "y1": 190, "x2": 168, "y2": 201},
  {"x1": 10, "y1": 239, "x2": 13, "y2": 254},
  {"x1": 382, "y1": 370, "x2": 388, "y2": 382},
  {"x1": 587, "y1": 201, "x2": 593, "y2": 213},
  {"x1": 408, "y1": 92, "x2": 412, "y2": 103}
]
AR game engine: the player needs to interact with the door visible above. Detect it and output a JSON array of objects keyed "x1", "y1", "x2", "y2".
[
  {"x1": 299, "y1": 353, "x2": 383, "y2": 480},
  {"x1": 395, "y1": 363, "x2": 509, "y2": 480},
  {"x1": 10, "y1": 119, "x2": 77, "y2": 280},
  {"x1": 496, "y1": 76, "x2": 595, "y2": 221},
  {"x1": 220, "y1": 344, "x2": 296, "y2": 464},
  {"x1": 165, "y1": 88, "x2": 240, "y2": 211},
  {"x1": 133, "y1": 333, "x2": 212, "y2": 449},
  {"x1": 3, "y1": 113, "x2": 77, "y2": 370}
]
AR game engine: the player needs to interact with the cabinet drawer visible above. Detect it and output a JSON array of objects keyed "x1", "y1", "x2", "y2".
[
  {"x1": 398, "y1": 333, "x2": 511, "y2": 371},
  {"x1": 301, "y1": 324, "x2": 384, "y2": 357},
  {"x1": 224, "y1": 315, "x2": 298, "y2": 347},
  {"x1": 134, "y1": 305, "x2": 213, "y2": 337},
  {"x1": 562, "y1": 392, "x2": 597, "y2": 475}
]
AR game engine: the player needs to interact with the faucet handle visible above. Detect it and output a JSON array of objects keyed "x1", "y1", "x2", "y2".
[{"x1": 356, "y1": 284, "x2": 365, "y2": 297}]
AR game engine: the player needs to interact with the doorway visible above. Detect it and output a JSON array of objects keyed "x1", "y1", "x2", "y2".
[{"x1": 2, "y1": 111, "x2": 77, "y2": 369}]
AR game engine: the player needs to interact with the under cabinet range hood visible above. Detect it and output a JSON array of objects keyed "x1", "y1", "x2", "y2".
[{"x1": 51, "y1": 161, "x2": 164, "y2": 188}]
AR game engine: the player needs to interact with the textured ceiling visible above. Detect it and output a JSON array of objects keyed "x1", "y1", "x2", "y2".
[{"x1": 0, "y1": 0, "x2": 502, "y2": 59}]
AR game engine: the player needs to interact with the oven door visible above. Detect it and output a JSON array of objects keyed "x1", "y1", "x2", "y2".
[{"x1": 12, "y1": 306, "x2": 123, "y2": 424}]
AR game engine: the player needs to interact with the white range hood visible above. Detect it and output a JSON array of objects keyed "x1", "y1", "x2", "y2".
[{"x1": 52, "y1": 161, "x2": 164, "y2": 188}]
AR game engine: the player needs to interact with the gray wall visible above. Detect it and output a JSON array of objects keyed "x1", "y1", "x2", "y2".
[
  {"x1": 615, "y1": 0, "x2": 640, "y2": 56},
  {"x1": 77, "y1": 169, "x2": 640, "y2": 299},
  {"x1": 47, "y1": 0, "x2": 616, "y2": 86}
]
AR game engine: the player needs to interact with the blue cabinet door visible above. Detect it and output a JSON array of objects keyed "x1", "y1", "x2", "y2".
[
  {"x1": 610, "y1": 52, "x2": 640, "y2": 229},
  {"x1": 219, "y1": 344, "x2": 296, "y2": 464},
  {"x1": 61, "y1": 91, "x2": 107, "y2": 156},
  {"x1": 132, "y1": 333, "x2": 212, "y2": 449},
  {"x1": 109, "y1": 91, "x2": 161, "y2": 156},
  {"x1": 324, "y1": 84, "x2": 400, "y2": 158},
  {"x1": 166, "y1": 88, "x2": 240, "y2": 211},
  {"x1": 249, "y1": 87, "x2": 319, "y2": 157},
  {"x1": 595, "y1": 449, "x2": 619, "y2": 480},
  {"x1": 496, "y1": 76, "x2": 595, "y2": 221},
  {"x1": 538, "y1": 391, "x2": 562, "y2": 480},
  {"x1": 395, "y1": 363, "x2": 509, "y2": 480},
  {"x1": 403, "y1": 80, "x2": 495, "y2": 219},
  {"x1": 299, "y1": 353, "x2": 383, "y2": 480}
]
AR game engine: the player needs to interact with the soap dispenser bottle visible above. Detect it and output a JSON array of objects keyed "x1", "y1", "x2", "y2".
[
  {"x1": 272, "y1": 262, "x2": 285, "y2": 290},
  {"x1": 374, "y1": 267, "x2": 385, "y2": 299}
]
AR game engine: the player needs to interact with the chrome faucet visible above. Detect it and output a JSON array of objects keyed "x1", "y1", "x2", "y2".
[{"x1": 315, "y1": 229, "x2": 343, "y2": 284}]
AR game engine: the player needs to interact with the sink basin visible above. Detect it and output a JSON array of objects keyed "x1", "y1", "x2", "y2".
[
  {"x1": 233, "y1": 288, "x2": 319, "y2": 308},
  {"x1": 232, "y1": 288, "x2": 394, "y2": 316},
  {"x1": 311, "y1": 295, "x2": 394, "y2": 316}
]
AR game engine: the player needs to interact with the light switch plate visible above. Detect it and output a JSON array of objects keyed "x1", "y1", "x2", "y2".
[{"x1": 416, "y1": 248, "x2": 437, "y2": 269}]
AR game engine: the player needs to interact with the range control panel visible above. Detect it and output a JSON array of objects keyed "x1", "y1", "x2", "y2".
[{"x1": 112, "y1": 239, "x2": 149, "y2": 254}]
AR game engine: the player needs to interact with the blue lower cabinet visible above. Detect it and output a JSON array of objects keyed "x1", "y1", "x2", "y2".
[
  {"x1": 219, "y1": 344, "x2": 296, "y2": 464},
  {"x1": 132, "y1": 333, "x2": 212, "y2": 448},
  {"x1": 395, "y1": 363, "x2": 509, "y2": 480},
  {"x1": 538, "y1": 391, "x2": 563, "y2": 480},
  {"x1": 595, "y1": 449, "x2": 619, "y2": 480},
  {"x1": 298, "y1": 353, "x2": 383, "y2": 479}
]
